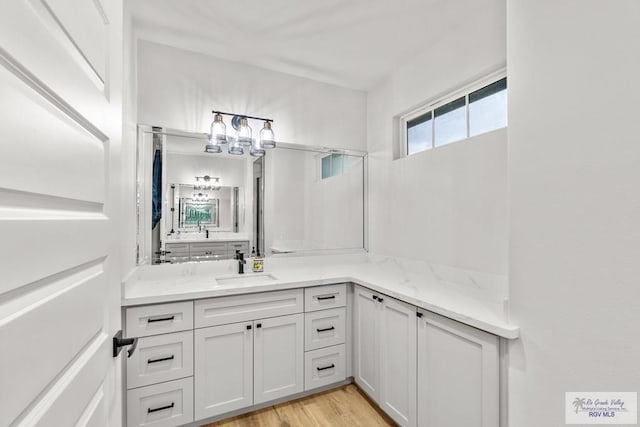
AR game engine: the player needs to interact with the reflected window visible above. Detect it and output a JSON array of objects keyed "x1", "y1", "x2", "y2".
[{"x1": 322, "y1": 153, "x2": 345, "y2": 179}]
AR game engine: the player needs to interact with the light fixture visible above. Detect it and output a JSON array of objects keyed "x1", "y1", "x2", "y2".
[
  {"x1": 206, "y1": 111, "x2": 277, "y2": 156},
  {"x1": 237, "y1": 117, "x2": 252, "y2": 147},
  {"x1": 260, "y1": 121, "x2": 276, "y2": 149},
  {"x1": 194, "y1": 175, "x2": 221, "y2": 190},
  {"x1": 210, "y1": 113, "x2": 227, "y2": 144}
]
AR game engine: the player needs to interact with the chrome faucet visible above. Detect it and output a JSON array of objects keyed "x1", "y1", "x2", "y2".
[{"x1": 235, "y1": 250, "x2": 246, "y2": 274}]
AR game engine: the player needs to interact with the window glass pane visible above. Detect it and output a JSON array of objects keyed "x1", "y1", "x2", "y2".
[
  {"x1": 321, "y1": 155, "x2": 331, "y2": 179},
  {"x1": 332, "y1": 154, "x2": 344, "y2": 175},
  {"x1": 407, "y1": 111, "x2": 432, "y2": 155},
  {"x1": 434, "y1": 97, "x2": 466, "y2": 147},
  {"x1": 469, "y1": 77, "x2": 507, "y2": 136}
]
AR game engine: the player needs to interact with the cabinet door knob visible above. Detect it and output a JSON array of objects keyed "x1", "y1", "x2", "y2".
[
  {"x1": 246, "y1": 324, "x2": 252, "y2": 330},
  {"x1": 372, "y1": 295, "x2": 378, "y2": 301},
  {"x1": 378, "y1": 297, "x2": 384, "y2": 302},
  {"x1": 256, "y1": 323, "x2": 262, "y2": 328}
]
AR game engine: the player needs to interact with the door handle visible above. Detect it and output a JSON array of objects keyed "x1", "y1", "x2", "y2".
[{"x1": 112, "y1": 330, "x2": 138, "y2": 358}]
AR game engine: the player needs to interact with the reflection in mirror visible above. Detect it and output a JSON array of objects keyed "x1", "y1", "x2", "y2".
[
  {"x1": 136, "y1": 126, "x2": 366, "y2": 265},
  {"x1": 264, "y1": 146, "x2": 365, "y2": 255},
  {"x1": 137, "y1": 126, "x2": 254, "y2": 264}
]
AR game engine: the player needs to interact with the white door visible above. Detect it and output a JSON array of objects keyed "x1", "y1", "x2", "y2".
[
  {"x1": 194, "y1": 322, "x2": 254, "y2": 419},
  {"x1": 417, "y1": 311, "x2": 499, "y2": 427},
  {"x1": 353, "y1": 286, "x2": 380, "y2": 400},
  {"x1": 379, "y1": 296, "x2": 417, "y2": 427},
  {"x1": 253, "y1": 314, "x2": 304, "y2": 404},
  {"x1": 0, "y1": 1, "x2": 123, "y2": 426}
]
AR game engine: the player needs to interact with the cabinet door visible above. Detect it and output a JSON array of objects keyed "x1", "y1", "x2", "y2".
[
  {"x1": 194, "y1": 322, "x2": 253, "y2": 420},
  {"x1": 253, "y1": 313, "x2": 304, "y2": 404},
  {"x1": 418, "y1": 311, "x2": 499, "y2": 427},
  {"x1": 353, "y1": 286, "x2": 380, "y2": 400},
  {"x1": 379, "y1": 296, "x2": 417, "y2": 427}
]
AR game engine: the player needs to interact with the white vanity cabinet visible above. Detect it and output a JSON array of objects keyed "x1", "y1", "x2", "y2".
[
  {"x1": 353, "y1": 286, "x2": 417, "y2": 427},
  {"x1": 417, "y1": 310, "x2": 499, "y2": 427},
  {"x1": 253, "y1": 313, "x2": 304, "y2": 404},
  {"x1": 193, "y1": 290, "x2": 305, "y2": 419},
  {"x1": 194, "y1": 322, "x2": 254, "y2": 420}
]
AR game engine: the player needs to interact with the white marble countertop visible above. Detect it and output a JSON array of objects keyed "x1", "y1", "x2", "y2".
[{"x1": 123, "y1": 253, "x2": 519, "y2": 339}]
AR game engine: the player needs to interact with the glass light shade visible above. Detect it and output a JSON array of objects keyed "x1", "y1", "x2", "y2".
[
  {"x1": 228, "y1": 140, "x2": 244, "y2": 155},
  {"x1": 204, "y1": 136, "x2": 222, "y2": 154},
  {"x1": 210, "y1": 113, "x2": 227, "y2": 143},
  {"x1": 238, "y1": 117, "x2": 252, "y2": 147},
  {"x1": 260, "y1": 121, "x2": 276, "y2": 149}
]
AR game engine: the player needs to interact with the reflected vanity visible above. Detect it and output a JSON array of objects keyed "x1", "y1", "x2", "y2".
[{"x1": 136, "y1": 125, "x2": 366, "y2": 265}]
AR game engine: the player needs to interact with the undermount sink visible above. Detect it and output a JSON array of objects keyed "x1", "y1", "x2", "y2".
[{"x1": 215, "y1": 274, "x2": 278, "y2": 286}]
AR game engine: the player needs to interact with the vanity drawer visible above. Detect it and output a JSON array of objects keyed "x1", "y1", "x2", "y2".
[
  {"x1": 165, "y1": 243, "x2": 189, "y2": 254},
  {"x1": 190, "y1": 242, "x2": 227, "y2": 257},
  {"x1": 227, "y1": 241, "x2": 249, "y2": 255},
  {"x1": 127, "y1": 377, "x2": 193, "y2": 427},
  {"x1": 304, "y1": 344, "x2": 346, "y2": 391},
  {"x1": 126, "y1": 301, "x2": 194, "y2": 338},
  {"x1": 127, "y1": 331, "x2": 194, "y2": 389},
  {"x1": 304, "y1": 284, "x2": 347, "y2": 312},
  {"x1": 304, "y1": 307, "x2": 346, "y2": 351},
  {"x1": 195, "y1": 289, "x2": 304, "y2": 328}
]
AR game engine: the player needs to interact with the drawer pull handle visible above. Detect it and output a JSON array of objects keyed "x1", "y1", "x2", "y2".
[
  {"x1": 372, "y1": 295, "x2": 379, "y2": 301},
  {"x1": 316, "y1": 326, "x2": 335, "y2": 332},
  {"x1": 317, "y1": 295, "x2": 336, "y2": 300},
  {"x1": 147, "y1": 316, "x2": 175, "y2": 323},
  {"x1": 147, "y1": 355, "x2": 174, "y2": 364},
  {"x1": 147, "y1": 402, "x2": 174, "y2": 414},
  {"x1": 317, "y1": 364, "x2": 335, "y2": 371}
]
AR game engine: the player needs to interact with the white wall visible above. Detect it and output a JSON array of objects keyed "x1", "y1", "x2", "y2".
[
  {"x1": 137, "y1": 40, "x2": 367, "y2": 151},
  {"x1": 366, "y1": 4, "x2": 507, "y2": 275},
  {"x1": 507, "y1": 1, "x2": 640, "y2": 425}
]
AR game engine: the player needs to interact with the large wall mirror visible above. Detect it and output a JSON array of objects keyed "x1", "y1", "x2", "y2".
[{"x1": 136, "y1": 125, "x2": 366, "y2": 265}]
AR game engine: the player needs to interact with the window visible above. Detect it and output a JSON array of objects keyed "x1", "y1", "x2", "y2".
[
  {"x1": 321, "y1": 153, "x2": 345, "y2": 179},
  {"x1": 469, "y1": 78, "x2": 507, "y2": 137},
  {"x1": 406, "y1": 112, "x2": 432, "y2": 155},
  {"x1": 403, "y1": 75, "x2": 507, "y2": 156}
]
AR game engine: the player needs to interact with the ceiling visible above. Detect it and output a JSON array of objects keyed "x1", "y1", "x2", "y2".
[{"x1": 128, "y1": 0, "x2": 503, "y2": 90}]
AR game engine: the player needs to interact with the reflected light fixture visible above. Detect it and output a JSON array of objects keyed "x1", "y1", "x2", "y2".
[
  {"x1": 207, "y1": 111, "x2": 276, "y2": 157},
  {"x1": 194, "y1": 175, "x2": 221, "y2": 191}
]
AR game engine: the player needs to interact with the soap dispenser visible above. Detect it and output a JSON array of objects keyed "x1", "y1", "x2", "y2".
[{"x1": 251, "y1": 247, "x2": 264, "y2": 272}]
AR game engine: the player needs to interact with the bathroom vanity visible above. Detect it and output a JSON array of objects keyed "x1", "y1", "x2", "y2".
[{"x1": 122, "y1": 255, "x2": 517, "y2": 427}]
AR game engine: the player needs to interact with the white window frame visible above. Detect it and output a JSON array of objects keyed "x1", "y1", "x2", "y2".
[{"x1": 399, "y1": 68, "x2": 507, "y2": 157}]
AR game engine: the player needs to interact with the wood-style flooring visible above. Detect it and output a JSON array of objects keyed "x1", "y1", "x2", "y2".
[{"x1": 203, "y1": 384, "x2": 396, "y2": 427}]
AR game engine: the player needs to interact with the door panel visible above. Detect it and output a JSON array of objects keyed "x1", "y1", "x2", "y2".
[
  {"x1": 254, "y1": 314, "x2": 304, "y2": 404},
  {"x1": 379, "y1": 296, "x2": 417, "y2": 427},
  {"x1": 418, "y1": 311, "x2": 499, "y2": 427},
  {"x1": 0, "y1": 0, "x2": 122, "y2": 425},
  {"x1": 195, "y1": 322, "x2": 253, "y2": 419},
  {"x1": 353, "y1": 286, "x2": 379, "y2": 400}
]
